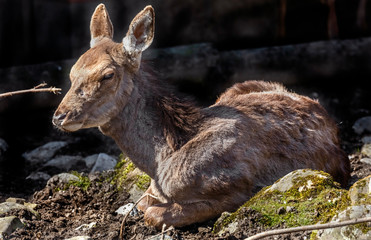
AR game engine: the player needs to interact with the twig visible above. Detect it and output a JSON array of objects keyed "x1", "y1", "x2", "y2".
[
  {"x1": 245, "y1": 216, "x2": 371, "y2": 240},
  {"x1": 161, "y1": 224, "x2": 166, "y2": 240},
  {"x1": 0, "y1": 82, "x2": 62, "y2": 99},
  {"x1": 119, "y1": 193, "x2": 159, "y2": 240}
]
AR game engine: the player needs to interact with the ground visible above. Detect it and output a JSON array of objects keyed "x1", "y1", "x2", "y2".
[
  {"x1": 0, "y1": 125, "x2": 369, "y2": 240},
  {"x1": 0, "y1": 86, "x2": 371, "y2": 240}
]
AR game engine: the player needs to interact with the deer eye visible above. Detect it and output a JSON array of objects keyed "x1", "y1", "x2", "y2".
[{"x1": 102, "y1": 72, "x2": 114, "y2": 81}]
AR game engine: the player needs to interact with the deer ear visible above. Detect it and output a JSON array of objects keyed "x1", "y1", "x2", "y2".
[
  {"x1": 90, "y1": 4, "x2": 114, "y2": 48},
  {"x1": 123, "y1": 6, "x2": 155, "y2": 55}
]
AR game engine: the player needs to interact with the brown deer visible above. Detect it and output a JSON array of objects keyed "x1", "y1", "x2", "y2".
[{"x1": 52, "y1": 4, "x2": 350, "y2": 229}]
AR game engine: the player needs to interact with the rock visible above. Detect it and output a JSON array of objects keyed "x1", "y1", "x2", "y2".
[
  {"x1": 26, "y1": 171, "x2": 51, "y2": 181},
  {"x1": 46, "y1": 173, "x2": 79, "y2": 187},
  {"x1": 213, "y1": 212, "x2": 232, "y2": 234},
  {"x1": 360, "y1": 158, "x2": 371, "y2": 165},
  {"x1": 353, "y1": 116, "x2": 371, "y2": 135},
  {"x1": 0, "y1": 216, "x2": 24, "y2": 239},
  {"x1": 0, "y1": 138, "x2": 8, "y2": 154},
  {"x1": 349, "y1": 175, "x2": 371, "y2": 205},
  {"x1": 214, "y1": 169, "x2": 349, "y2": 235},
  {"x1": 0, "y1": 202, "x2": 38, "y2": 217},
  {"x1": 89, "y1": 153, "x2": 117, "y2": 173},
  {"x1": 128, "y1": 184, "x2": 146, "y2": 202},
  {"x1": 5, "y1": 198, "x2": 25, "y2": 204},
  {"x1": 115, "y1": 203, "x2": 139, "y2": 217},
  {"x1": 112, "y1": 158, "x2": 151, "y2": 202},
  {"x1": 145, "y1": 234, "x2": 173, "y2": 240},
  {"x1": 44, "y1": 155, "x2": 85, "y2": 171},
  {"x1": 64, "y1": 236, "x2": 92, "y2": 240},
  {"x1": 362, "y1": 135, "x2": 371, "y2": 144},
  {"x1": 267, "y1": 169, "x2": 330, "y2": 193},
  {"x1": 75, "y1": 222, "x2": 96, "y2": 231},
  {"x1": 22, "y1": 141, "x2": 68, "y2": 164},
  {"x1": 314, "y1": 205, "x2": 371, "y2": 240},
  {"x1": 84, "y1": 154, "x2": 98, "y2": 169},
  {"x1": 361, "y1": 144, "x2": 371, "y2": 158},
  {"x1": 286, "y1": 206, "x2": 297, "y2": 213}
]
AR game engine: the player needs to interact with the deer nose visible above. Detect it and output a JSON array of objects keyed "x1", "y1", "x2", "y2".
[{"x1": 53, "y1": 112, "x2": 67, "y2": 126}]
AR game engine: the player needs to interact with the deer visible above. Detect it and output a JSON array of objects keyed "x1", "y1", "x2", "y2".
[{"x1": 52, "y1": 4, "x2": 350, "y2": 229}]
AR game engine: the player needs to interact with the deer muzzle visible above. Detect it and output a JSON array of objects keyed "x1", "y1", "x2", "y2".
[{"x1": 52, "y1": 111, "x2": 83, "y2": 132}]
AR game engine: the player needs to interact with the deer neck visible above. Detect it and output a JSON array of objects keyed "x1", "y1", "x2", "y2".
[{"x1": 99, "y1": 69, "x2": 203, "y2": 178}]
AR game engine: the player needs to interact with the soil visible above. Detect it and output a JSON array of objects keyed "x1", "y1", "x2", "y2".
[
  {"x1": 2, "y1": 146, "x2": 369, "y2": 240},
  {"x1": 0, "y1": 85, "x2": 371, "y2": 240}
]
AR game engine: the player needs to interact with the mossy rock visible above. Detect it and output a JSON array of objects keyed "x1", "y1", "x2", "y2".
[
  {"x1": 313, "y1": 205, "x2": 371, "y2": 239},
  {"x1": 214, "y1": 169, "x2": 350, "y2": 235},
  {"x1": 67, "y1": 171, "x2": 91, "y2": 192},
  {"x1": 0, "y1": 202, "x2": 39, "y2": 219},
  {"x1": 349, "y1": 175, "x2": 371, "y2": 205},
  {"x1": 111, "y1": 154, "x2": 151, "y2": 201}
]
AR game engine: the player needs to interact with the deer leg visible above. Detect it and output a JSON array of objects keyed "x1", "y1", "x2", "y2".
[{"x1": 144, "y1": 201, "x2": 219, "y2": 229}]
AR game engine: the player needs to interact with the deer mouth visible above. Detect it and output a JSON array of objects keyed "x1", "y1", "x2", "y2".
[
  {"x1": 58, "y1": 122, "x2": 84, "y2": 132},
  {"x1": 52, "y1": 112, "x2": 84, "y2": 132}
]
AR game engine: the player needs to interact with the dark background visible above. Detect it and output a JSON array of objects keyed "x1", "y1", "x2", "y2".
[{"x1": 1, "y1": 0, "x2": 371, "y2": 67}]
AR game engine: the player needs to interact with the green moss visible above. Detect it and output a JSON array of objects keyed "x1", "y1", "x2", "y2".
[
  {"x1": 136, "y1": 174, "x2": 151, "y2": 190},
  {"x1": 310, "y1": 230, "x2": 318, "y2": 240},
  {"x1": 114, "y1": 153, "x2": 128, "y2": 169},
  {"x1": 66, "y1": 171, "x2": 91, "y2": 191},
  {"x1": 349, "y1": 176, "x2": 371, "y2": 205},
  {"x1": 214, "y1": 170, "x2": 351, "y2": 233},
  {"x1": 111, "y1": 154, "x2": 151, "y2": 192}
]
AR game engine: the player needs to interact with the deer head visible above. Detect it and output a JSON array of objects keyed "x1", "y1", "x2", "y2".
[{"x1": 52, "y1": 4, "x2": 154, "y2": 132}]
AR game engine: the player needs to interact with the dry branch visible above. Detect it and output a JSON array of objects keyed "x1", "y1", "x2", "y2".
[
  {"x1": 0, "y1": 82, "x2": 61, "y2": 99},
  {"x1": 245, "y1": 216, "x2": 371, "y2": 240},
  {"x1": 119, "y1": 193, "x2": 159, "y2": 240}
]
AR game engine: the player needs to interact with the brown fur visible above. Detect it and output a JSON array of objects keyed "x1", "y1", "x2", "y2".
[{"x1": 53, "y1": 4, "x2": 350, "y2": 229}]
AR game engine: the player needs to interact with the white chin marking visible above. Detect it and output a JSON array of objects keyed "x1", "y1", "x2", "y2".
[{"x1": 61, "y1": 122, "x2": 83, "y2": 132}]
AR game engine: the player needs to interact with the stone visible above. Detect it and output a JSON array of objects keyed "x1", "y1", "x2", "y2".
[
  {"x1": 0, "y1": 216, "x2": 24, "y2": 239},
  {"x1": 0, "y1": 202, "x2": 38, "y2": 217},
  {"x1": 84, "y1": 154, "x2": 98, "y2": 169},
  {"x1": 213, "y1": 211, "x2": 243, "y2": 235},
  {"x1": 112, "y1": 158, "x2": 150, "y2": 201},
  {"x1": 360, "y1": 158, "x2": 371, "y2": 165},
  {"x1": 128, "y1": 184, "x2": 146, "y2": 203},
  {"x1": 115, "y1": 203, "x2": 139, "y2": 217},
  {"x1": 361, "y1": 144, "x2": 371, "y2": 158},
  {"x1": 349, "y1": 175, "x2": 371, "y2": 205},
  {"x1": 22, "y1": 141, "x2": 68, "y2": 164},
  {"x1": 267, "y1": 169, "x2": 330, "y2": 193},
  {"x1": 315, "y1": 205, "x2": 371, "y2": 240},
  {"x1": 214, "y1": 169, "x2": 348, "y2": 235},
  {"x1": 26, "y1": 171, "x2": 51, "y2": 181},
  {"x1": 89, "y1": 153, "x2": 117, "y2": 173},
  {"x1": 64, "y1": 236, "x2": 92, "y2": 240},
  {"x1": 362, "y1": 135, "x2": 371, "y2": 144},
  {"x1": 145, "y1": 234, "x2": 173, "y2": 240},
  {"x1": 353, "y1": 116, "x2": 371, "y2": 135},
  {"x1": 286, "y1": 206, "x2": 297, "y2": 213},
  {"x1": 5, "y1": 198, "x2": 25, "y2": 204},
  {"x1": 46, "y1": 173, "x2": 79, "y2": 187},
  {"x1": 44, "y1": 155, "x2": 85, "y2": 171},
  {"x1": 74, "y1": 222, "x2": 96, "y2": 231}
]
